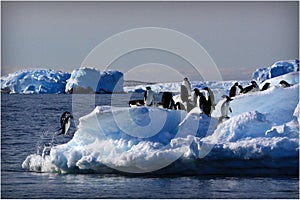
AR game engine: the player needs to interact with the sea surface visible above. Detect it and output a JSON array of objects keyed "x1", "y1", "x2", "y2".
[{"x1": 1, "y1": 94, "x2": 299, "y2": 199}]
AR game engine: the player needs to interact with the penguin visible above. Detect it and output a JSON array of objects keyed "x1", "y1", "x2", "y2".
[
  {"x1": 193, "y1": 88, "x2": 201, "y2": 107},
  {"x1": 161, "y1": 92, "x2": 176, "y2": 109},
  {"x1": 279, "y1": 80, "x2": 291, "y2": 88},
  {"x1": 198, "y1": 92, "x2": 211, "y2": 116},
  {"x1": 261, "y1": 82, "x2": 271, "y2": 91},
  {"x1": 175, "y1": 101, "x2": 194, "y2": 112},
  {"x1": 203, "y1": 87, "x2": 215, "y2": 113},
  {"x1": 175, "y1": 102, "x2": 185, "y2": 111},
  {"x1": 203, "y1": 87, "x2": 215, "y2": 106},
  {"x1": 242, "y1": 81, "x2": 259, "y2": 94},
  {"x1": 144, "y1": 86, "x2": 155, "y2": 106},
  {"x1": 182, "y1": 77, "x2": 192, "y2": 96},
  {"x1": 180, "y1": 84, "x2": 189, "y2": 103},
  {"x1": 129, "y1": 99, "x2": 145, "y2": 107},
  {"x1": 57, "y1": 111, "x2": 73, "y2": 135},
  {"x1": 220, "y1": 95, "x2": 233, "y2": 120},
  {"x1": 229, "y1": 82, "x2": 243, "y2": 97}
]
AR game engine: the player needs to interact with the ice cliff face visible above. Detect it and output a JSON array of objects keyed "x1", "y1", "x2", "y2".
[
  {"x1": 252, "y1": 59, "x2": 299, "y2": 83},
  {"x1": 0, "y1": 69, "x2": 70, "y2": 94}
]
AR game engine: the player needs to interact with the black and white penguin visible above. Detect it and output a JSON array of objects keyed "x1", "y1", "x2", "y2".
[
  {"x1": 229, "y1": 82, "x2": 243, "y2": 97},
  {"x1": 129, "y1": 99, "x2": 145, "y2": 107},
  {"x1": 261, "y1": 82, "x2": 271, "y2": 91},
  {"x1": 198, "y1": 92, "x2": 211, "y2": 116},
  {"x1": 279, "y1": 80, "x2": 291, "y2": 88},
  {"x1": 182, "y1": 77, "x2": 192, "y2": 96},
  {"x1": 161, "y1": 92, "x2": 176, "y2": 109},
  {"x1": 144, "y1": 86, "x2": 155, "y2": 106},
  {"x1": 175, "y1": 101, "x2": 194, "y2": 112},
  {"x1": 220, "y1": 95, "x2": 233, "y2": 120},
  {"x1": 180, "y1": 84, "x2": 189, "y2": 103},
  {"x1": 193, "y1": 88, "x2": 201, "y2": 107},
  {"x1": 175, "y1": 102, "x2": 185, "y2": 111},
  {"x1": 242, "y1": 81, "x2": 259, "y2": 94},
  {"x1": 203, "y1": 87, "x2": 215, "y2": 106},
  {"x1": 203, "y1": 86, "x2": 215, "y2": 113},
  {"x1": 57, "y1": 111, "x2": 73, "y2": 135}
]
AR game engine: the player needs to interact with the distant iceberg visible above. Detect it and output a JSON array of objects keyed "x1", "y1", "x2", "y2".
[
  {"x1": 1, "y1": 67, "x2": 124, "y2": 94},
  {"x1": 0, "y1": 69, "x2": 70, "y2": 94},
  {"x1": 65, "y1": 67, "x2": 124, "y2": 94},
  {"x1": 252, "y1": 59, "x2": 299, "y2": 83}
]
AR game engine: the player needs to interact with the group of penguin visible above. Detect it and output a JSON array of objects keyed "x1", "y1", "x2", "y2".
[
  {"x1": 129, "y1": 77, "x2": 233, "y2": 120},
  {"x1": 129, "y1": 77, "x2": 293, "y2": 122},
  {"x1": 58, "y1": 78, "x2": 292, "y2": 136},
  {"x1": 229, "y1": 79, "x2": 291, "y2": 98}
]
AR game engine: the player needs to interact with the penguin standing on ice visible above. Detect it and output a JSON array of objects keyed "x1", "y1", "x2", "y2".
[
  {"x1": 199, "y1": 92, "x2": 211, "y2": 116},
  {"x1": 220, "y1": 95, "x2": 233, "y2": 120},
  {"x1": 242, "y1": 81, "x2": 259, "y2": 94},
  {"x1": 193, "y1": 88, "x2": 201, "y2": 107},
  {"x1": 229, "y1": 82, "x2": 243, "y2": 97},
  {"x1": 203, "y1": 87, "x2": 215, "y2": 113},
  {"x1": 182, "y1": 77, "x2": 192, "y2": 96},
  {"x1": 161, "y1": 92, "x2": 176, "y2": 109},
  {"x1": 261, "y1": 82, "x2": 271, "y2": 91},
  {"x1": 57, "y1": 111, "x2": 73, "y2": 135},
  {"x1": 279, "y1": 80, "x2": 291, "y2": 88},
  {"x1": 144, "y1": 86, "x2": 155, "y2": 106}
]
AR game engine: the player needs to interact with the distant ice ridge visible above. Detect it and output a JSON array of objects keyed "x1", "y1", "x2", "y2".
[
  {"x1": 0, "y1": 69, "x2": 70, "y2": 94},
  {"x1": 22, "y1": 72, "x2": 299, "y2": 175},
  {"x1": 65, "y1": 67, "x2": 124, "y2": 94},
  {"x1": 0, "y1": 67, "x2": 124, "y2": 94},
  {"x1": 253, "y1": 59, "x2": 299, "y2": 83}
]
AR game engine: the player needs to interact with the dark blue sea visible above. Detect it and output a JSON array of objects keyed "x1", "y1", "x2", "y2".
[{"x1": 1, "y1": 94, "x2": 299, "y2": 199}]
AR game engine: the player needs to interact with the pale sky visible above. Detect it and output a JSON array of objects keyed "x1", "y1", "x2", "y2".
[{"x1": 1, "y1": 1, "x2": 299, "y2": 81}]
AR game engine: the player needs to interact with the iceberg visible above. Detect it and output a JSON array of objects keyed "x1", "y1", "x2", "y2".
[
  {"x1": 65, "y1": 67, "x2": 124, "y2": 94},
  {"x1": 1, "y1": 67, "x2": 124, "y2": 94},
  {"x1": 0, "y1": 69, "x2": 70, "y2": 94},
  {"x1": 252, "y1": 59, "x2": 299, "y2": 83},
  {"x1": 22, "y1": 72, "x2": 299, "y2": 175}
]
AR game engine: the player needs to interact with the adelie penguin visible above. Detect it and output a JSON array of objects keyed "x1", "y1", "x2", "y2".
[
  {"x1": 220, "y1": 95, "x2": 233, "y2": 121},
  {"x1": 57, "y1": 111, "x2": 73, "y2": 135}
]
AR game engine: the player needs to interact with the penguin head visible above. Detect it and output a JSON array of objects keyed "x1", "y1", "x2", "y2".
[{"x1": 194, "y1": 88, "x2": 200, "y2": 95}]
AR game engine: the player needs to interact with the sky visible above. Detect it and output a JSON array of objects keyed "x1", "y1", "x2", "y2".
[{"x1": 1, "y1": 1, "x2": 299, "y2": 82}]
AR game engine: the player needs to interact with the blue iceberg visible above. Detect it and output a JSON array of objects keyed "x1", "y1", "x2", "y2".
[
  {"x1": 65, "y1": 67, "x2": 124, "y2": 94},
  {"x1": 0, "y1": 69, "x2": 70, "y2": 94},
  {"x1": 253, "y1": 59, "x2": 299, "y2": 83}
]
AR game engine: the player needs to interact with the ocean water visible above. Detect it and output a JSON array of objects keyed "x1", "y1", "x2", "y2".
[{"x1": 1, "y1": 94, "x2": 299, "y2": 199}]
